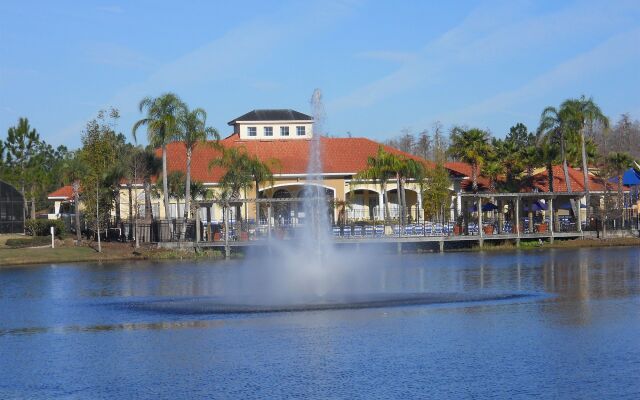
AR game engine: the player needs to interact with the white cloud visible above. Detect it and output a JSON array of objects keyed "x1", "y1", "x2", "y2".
[
  {"x1": 53, "y1": 0, "x2": 359, "y2": 146},
  {"x1": 329, "y1": 0, "x2": 637, "y2": 113}
]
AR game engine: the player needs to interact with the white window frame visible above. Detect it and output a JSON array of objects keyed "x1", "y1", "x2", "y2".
[
  {"x1": 280, "y1": 126, "x2": 289, "y2": 136},
  {"x1": 264, "y1": 126, "x2": 273, "y2": 137},
  {"x1": 247, "y1": 126, "x2": 257, "y2": 136},
  {"x1": 296, "y1": 126, "x2": 306, "y2": 136}
]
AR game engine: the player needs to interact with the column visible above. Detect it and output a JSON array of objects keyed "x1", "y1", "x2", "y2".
[
  {"x1": 576, "y1": 196, "x2": 583, "y2": 233},
  {"x1": 378, "y1": 191, "x2": 384, "y2": 220},
  {"x1": 417, "y1": 192, "x2": 423, "y2": 223},
  {"x1": 549, "y1": 197, "x2": 554, "y2": 243},
  {"x1": 195, "y1": 202, "x2": 201, "y2": 242},
  {"x1": 515, "y1": 196, "x2": 521, "y2": 242},
  {"x1": 478, "y1": 196, "x2": 484, "y2": 248}
]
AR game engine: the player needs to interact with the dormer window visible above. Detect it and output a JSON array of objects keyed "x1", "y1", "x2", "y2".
[
  {"x1": 296, "y1": 126, "x2": 306, "y2": 136},
  {"x1": 280, "y1": 126, "x2": 289, "y2": 136},
  {"x1": 264, "y1": 126, "x2": 273, "y2": 137},
  {"x1": 248, "y1": 127, "x2": 257, "y2": 137}
]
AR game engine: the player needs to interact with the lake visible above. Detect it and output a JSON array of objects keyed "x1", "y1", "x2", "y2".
[{"x1": 1, "y1": 247, "x2": 639, "y2": 399}]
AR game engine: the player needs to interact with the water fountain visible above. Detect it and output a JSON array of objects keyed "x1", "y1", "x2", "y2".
[{"x1": 122, "y1": 89, "x2": 531, "y2": 316}]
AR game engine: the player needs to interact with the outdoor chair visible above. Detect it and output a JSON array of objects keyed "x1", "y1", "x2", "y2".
[
  {"x1": 353, "y1": 226, "x2": 363, "y2": 238},
  {"x1": 374, "y1": 225, "x2": 385, "y2": 237},
  {"x1": 434, "y1": 223, "x2": 444, "y2": 236},
  {"x1": 364, "y1": 226, "x2": 374, "y2": 237},
  {"x1": 403, "y1": 225, "x2": 414, "y2": 236},
  {"x1": 425, "y1": 223, "x2": 433, "y2": 236},
  {"x1": 392, "y1": 225, "x2": 401, "y2": 235},
  {"x1": 414, "y1": 224, "x2": 424, "y2": 236},
  {"x1": 332, "y1": 226, "x2": 342, "y2": 238},
  {"x1": 343, "y1": 226, "x2": 352, "y2": 238}
]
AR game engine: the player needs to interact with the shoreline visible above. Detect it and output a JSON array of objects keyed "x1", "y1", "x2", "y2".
[{"x1": 0, "y1": 237, "x2": 638, "y2": 269}]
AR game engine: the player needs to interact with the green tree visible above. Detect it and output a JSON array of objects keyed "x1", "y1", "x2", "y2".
[
  {"x1": 448, "y1": 127, "x2": 492, "y2": 193},
  {"x1": 155, "y1": 171, "x2": 186, "y2": 218},
  {"x1": 178, "y1": 107, "x2": 218, "y2": 219},
  {"x1": 133, "y1": 93, "x2": 186, "y2": 220},
  {"x1": 246, "y1": 154, "x2": 278, "y2": 223},
  {"x1": 355, "y1": 147, "x2": 397, "y2": 221},
  {"x1": 538, "y1": 106, "x2": 574, "y2": 193},
  {"x1": 606, "y1": 152, "x2": 632, "y2": 210},
  {"x1": 79, "y1": 109, "x2": 122, "y2": 245},
  {"x1": 560, "y1": 96, "x2": 609, "y2": 204},
  {"x1": 3, "y1": 118, "x2": 40, "y2": 222},
  {"x1": 60, "y1": 151, "x2": 86, "y2": 242},
  {"x1": 209, "y1": 147, "x2": 253, "y2": 221}
]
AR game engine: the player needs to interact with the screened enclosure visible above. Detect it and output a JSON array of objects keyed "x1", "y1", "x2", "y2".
[{"x1": 0, "y1": 180, "x2": 24, "y2": 233}]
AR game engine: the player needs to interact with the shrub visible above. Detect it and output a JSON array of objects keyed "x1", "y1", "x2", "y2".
[
  {"x1": 25, "y1": 219, "x2": 66, "y2": 237},
  {"x1": 5, "y1": 236, "x2": 51, "y2": 248}
]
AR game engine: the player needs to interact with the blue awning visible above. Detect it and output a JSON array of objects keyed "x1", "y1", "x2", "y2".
[
  {"x1": 468, "y1": 202, "x2": 498, "y2": 212},
  {"x1": 523, "y1": 201, "x2": 548, "y2": 212},
  {"x1": 557, "y1": 202, "x2": 587, "y2": 210},
  {"x1": 609, "y1": 168, "x2": 640, "y2": 185}
]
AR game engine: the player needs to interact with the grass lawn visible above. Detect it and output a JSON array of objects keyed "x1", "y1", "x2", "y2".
[{"x1": 0, "y1": 245, "x2": 144, "y2": 267}]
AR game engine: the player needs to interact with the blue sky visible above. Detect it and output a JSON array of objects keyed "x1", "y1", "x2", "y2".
[{"x1": 1, "y1": 0, "x2": 639, "y2": 148}]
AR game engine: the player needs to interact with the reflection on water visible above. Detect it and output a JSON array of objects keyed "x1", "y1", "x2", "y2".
[{"x1": 1, "y1": 247, "x2": 639, "y2": 399}]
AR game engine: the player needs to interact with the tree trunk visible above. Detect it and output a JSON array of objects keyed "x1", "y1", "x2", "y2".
[
  {"x1": 30, "y1": 193, "x2": 36, "y2": 220},
  {"x1": 255, "y1": 180, "x2": 260, "y2": 224},
  {"x1": 382, "y1": 181, "x2": 390, "y2": 222},
  {"x1": 580, "y1": 128, "x2": 590, "y2": 207},
  {"x1": 400, "y1": 177, "x2": 409, "y2": 224},
  {"x1": 74, "y1": 181, "x2": 81, "y2": 243},
  {"x1": 144, "y1": 180, "x2": 152, "y2": 221},
  {"x1": 471, "y1": 163, "x2": 478, "y2": 193},
  {"x1": 396, "y1": 173, "x2": 401, "y2": 223},
  {"x1": 546, "y1": 163, "x2": 554, "y2": 192},
  {"x1": 559, "y1": 136, "x2": 579, "y2": 218},
  {"x1": 184, "y1": 148, "x2": 191, "y2": 219},
  {"x1": 114, "y1": 189, "x2": 121, "y2": 226},
  {"x1": 21, "y1": 184, "x2": 27, "y2": 230},
  {"x1": 128, "y1": 185, "x2": 133, "y2": 240},
  {"x1": 162, "y1": 144, "x2": 170, "y2": 221}
]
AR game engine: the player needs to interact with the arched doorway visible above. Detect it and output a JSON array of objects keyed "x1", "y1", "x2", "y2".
[
  {"x1": 272, "y1": 189, "x2": 292, "y2": 225},
  {"x1": 346, "y1": 189, "x2": 380, "y2": 221}
]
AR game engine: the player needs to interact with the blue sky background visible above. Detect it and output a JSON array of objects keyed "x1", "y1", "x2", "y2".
[{"x1": 1, "y1": 0, "x2": 639, "y2": 148}]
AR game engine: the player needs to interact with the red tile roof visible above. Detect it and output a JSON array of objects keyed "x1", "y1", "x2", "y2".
[
  {"x1": 159, "y1": 135, "x2": 434, "y2": 183},
  {"x1": 445, "y1": 161, "x2": 491, "y2": 190},
  {"x1": 48, "y1": 185, "x2": 74, "y2": 200},
  {"x1": 522, "y1": 165, "x2": 617, "y2": 193}
]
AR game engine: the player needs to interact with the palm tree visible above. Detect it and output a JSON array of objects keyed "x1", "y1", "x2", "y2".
[
  {"x1": 482, "y1": 160, "x2": 504, "y2": 193},
  {"x1": 355, "y1": 147, "x2": 396, "y2": 221},
  {"x1": 155, "y1": 171, "x2": 186, "y2": 218},
  {"x1": 178, "y1": 107, "x2": 218, "y2": 219},
  {"x1": 560, "y1": 96, "x2": 609, "y2": 205},
  {"x1": 396, "y1": 157, "x2": 425, "y2": 223},
  {"x1": 606, "y1": 152, "x2": 632, "y2": 210},
  {"x1": 246, "y1": 155, "x2": 278, "y2": 224},
  {"x1": 209, "y1": 146, "x2": 253, "y2": 221},
  {"x1": 449, "y1": 128, "x2": 492, "y2": 193},
  {"x1": 132, "y1": 93, "x2": 186, "y2": 221},
  {"x1": 538, "y1": 106, "x2": 573, "y2": 193},
  {"x1": 140, "y1": 149, "x2": 161, "y2": 220}
]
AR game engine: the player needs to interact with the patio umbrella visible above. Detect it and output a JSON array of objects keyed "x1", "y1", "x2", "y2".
[
  {"x1": 608, "y1": 168, "x2": 640, "y2": 185},
  {"x1": 468, "y1": 202, "x2": 498, "y2": 212},
  {"x1": 557, "y1": 202, "x2": 586, "y2": 210},
  {"x1": 523, "y1": 200, "x2": 547, "y2": 212}
]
